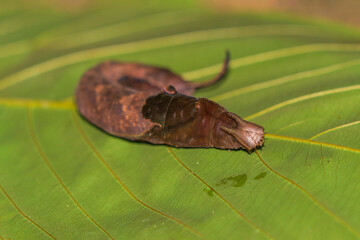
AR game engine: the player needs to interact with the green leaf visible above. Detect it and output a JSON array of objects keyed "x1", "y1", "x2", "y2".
[{"x1": 0, "y1": 2, "x2": 359, "y2": 239}]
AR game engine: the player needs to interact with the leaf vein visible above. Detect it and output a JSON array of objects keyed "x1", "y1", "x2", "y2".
[
  {"x1": 211, "y1": 57, "x2": 360, "y2": 102},
  {"x1": 0, "y1": 184, "x2": 55, "y2": 240},
  {"x1": 168, "y1": 148, "x2": 274, "y2": 240},
  {"x1": 27, "y1": 108, "x2": 115, "y2": 240},
  {"x1": 0, "y1": 98, "x2": 74, "y2": 109},
  {"x1": 309, "y1": 120, "x2": 360, "y2": 140},
  {"x1": 265, "y1": 133, "x2": 360, "y2": 153},
  {"x1": 46, "y1": 11, "x2": 199, "y2": 50},
  {"x1": 255, "y1": 150, "x2": 360, "y2": 238},
  {"x1": 71, "y1": 110, "x2": 202, "y2": 238},
  {"x1": 246, "y1": 85, "x2": 360, "y2": 120},
  {"x1": 0, "y1": 24, "x2": 322, "y2": 92}
]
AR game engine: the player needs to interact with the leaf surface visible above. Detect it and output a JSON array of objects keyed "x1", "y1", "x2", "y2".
[{"x1": 0, "y1": 2, "x2": 359, "y2": 239}]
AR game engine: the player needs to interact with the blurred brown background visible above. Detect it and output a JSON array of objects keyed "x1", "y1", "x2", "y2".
[
  {"x1": 206, "y1": 0, "x2": 360, "y2": 27},
  {"x1": 19, "y1": 0, "x2": 360, "y2": 28}
]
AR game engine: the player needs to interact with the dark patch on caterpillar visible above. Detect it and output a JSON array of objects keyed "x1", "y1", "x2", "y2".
[{"x1": 75, "y1": 51, "x2": 264, "y2": 151}]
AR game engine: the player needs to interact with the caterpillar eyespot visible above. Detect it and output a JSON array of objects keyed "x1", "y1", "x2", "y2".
[{"x1": 75, "y1": 51, "x2": 264, "y2": 152}]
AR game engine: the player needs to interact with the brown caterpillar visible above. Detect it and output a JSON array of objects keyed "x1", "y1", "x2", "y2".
[{"x1": 75, "y1": 52, "x2": 264, "y2": 151}]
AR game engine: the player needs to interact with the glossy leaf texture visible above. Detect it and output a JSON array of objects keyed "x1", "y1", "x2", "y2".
[{"x1": 0, "y1": 1, "x2": 360, "y2": 239}]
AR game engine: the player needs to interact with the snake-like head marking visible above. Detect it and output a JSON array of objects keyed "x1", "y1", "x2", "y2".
[{"x1": 220, "y1": 112, "x2": 264, "y2": 152}]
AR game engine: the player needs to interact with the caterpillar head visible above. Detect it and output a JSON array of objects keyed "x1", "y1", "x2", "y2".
[{"x1": 220, "y1": 112, "x2": 264, "y2": 152}]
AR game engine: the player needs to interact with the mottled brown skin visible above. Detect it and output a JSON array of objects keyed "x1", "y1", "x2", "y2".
[{"x1": 75, "y1": 52, "x2": 264, "y2": 151}]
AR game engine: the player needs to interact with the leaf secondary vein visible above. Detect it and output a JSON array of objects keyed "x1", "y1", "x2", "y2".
[
  {"x1": 246, "y1": 85, "x2": 360, "y2": 120},
  {"x1": 211, "y1": 57, "x2": 360, "y2": 102},
  {"x1": 2, "y1": 50, "x2": 360, "y2": 111},
  {"x1": 26, "y1": 108, "x2": 115, "y2": 239},
  {"x1": 1, "y1": 10, "x2": 194, "y2": 58},
  {"x1": 0, "y1": 15, "x2": 35, "y2": 36},
  {"x1": 185, "y1": 43, "x2": 360, "y2": 81},
  {"x1": 1, "y1": 86, "x2": 359, "y2": 153},
  {"x1": 44, "y1": 11, "x2": 200, "y2": 50},
  {"x1": 0, "y1": 98, "x2": 74, "y2": 109},
  {"x1": 0, "y1": 24, "x2": 324, "y2": 92},
  {"x1": 0, "y1": 184, "x2": 56, "y2": 240},
  {"x1": 309, "y1": 121, "x2": 360, "y2": 140},
  {"x1": 255, "y1": 151, "x2": 360, "y2": 238},
  {"x1": 71, "y1": 110, "x2": 202, "y2": 238},
  {"x1": 168, "y1": 148, "x2": 274, "y2": 240},
  {"x1": 0, "y1": 40, "x2": 31, "y2": 59}
]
